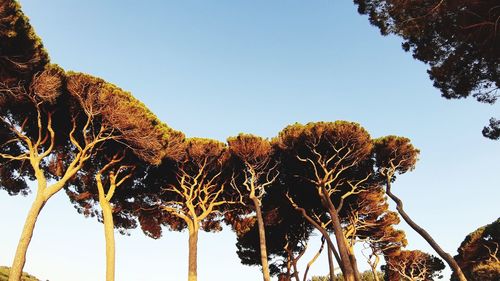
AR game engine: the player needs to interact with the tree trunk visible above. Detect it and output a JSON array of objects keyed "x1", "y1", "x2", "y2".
[
  {"x1": 8, "y1": 193, "x2": 45, "y2": 281},
  {"x1": 100, "y1": 199, "x2": 115, "y2": 281},
  {"x1": 251, "y1": 197, "x2": 271, "y2": 281},
  {"x1": 188, "y1": 225, "x2": 199, "y2": 281},
  {"x1": 370, "y1": 254, "x2": 380, "y2": 281},
  {"x1": 385, "y1": 177, "x2": 468, "y2": 281},
  {"x1": 347, "y1": 246, "x2": 362, "y2": 281},
  {"x1": 327, "y1": 242, "x2": 336, "y2": 281},
  {"x1": 320, "y1": 187, "x2": 358, "y2": 281},
  {"x1": 303, "y1": 237, "x2": 325, "y2": 281}
]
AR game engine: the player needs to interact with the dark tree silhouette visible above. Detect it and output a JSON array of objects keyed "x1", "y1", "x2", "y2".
[
  {"x1": 230, "y1": 181, "x2": 314, "y2": 281},
  {"x1": 452, "y1": 218, "x2": 500, "y2": 281},
  {"x1": 354, "y1": 0, "x2": 500, "y2": 139}
]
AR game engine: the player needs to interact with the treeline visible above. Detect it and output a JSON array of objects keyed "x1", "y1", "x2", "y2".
[{"x1": 0, "y1": 1, "x2": 499, "y2": 281}]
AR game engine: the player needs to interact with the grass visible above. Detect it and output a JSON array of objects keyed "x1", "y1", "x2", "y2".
[{"x1": 0, "y1": 266, "x2": 40, "y2": 281}]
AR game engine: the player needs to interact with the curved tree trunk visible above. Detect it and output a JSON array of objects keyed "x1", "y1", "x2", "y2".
[
  {"x1": 8, "y1": 193, "x2": 45, "y2": 281},
  {"x1": 188, "y1": 225, "x2": 199, "y2": 281},
  {"x1": 303, "y1": 237, "x2": 325, "y2": 281},
  {"x1": 100, "y1": 199, "x2": 115, "y2": 281},
  {"x1": 327, "y1": 242, "x2": 336, "y2": 281},
  {"x1": 385, "y1": 177, "x2": 467, "y2": 281},
  {"x1": 251, "y1": 196, "x2": 271, "y2": 281},
  {"x1": 320, "y1": 187, "x2": 359, "y2": 281}
]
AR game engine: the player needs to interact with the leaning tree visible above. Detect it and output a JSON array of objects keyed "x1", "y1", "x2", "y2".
[
  {"x1": 354, "y1": 0, "x2": 500, "y2": 139},
  {"x1": 374, "y1": 135, "x2": 468, "y2": 281}
]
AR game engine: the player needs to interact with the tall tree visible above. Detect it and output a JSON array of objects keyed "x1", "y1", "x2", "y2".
[
  {"x1": 274, "y1": 121, "x2": 376, "y2": 281},
  {"x1": 227, "y1": 134, "x2": 279, "y2": 281},
  {"x1": 61, "y1": 72, "x2": 185, "y2": 281},
  {"x1": 155, "y1": 138, "x2": 237, "y2": 281},
  {"x1": 354, "y1": 0, "x2": 500, "y2": 139},
  {"x1": 374, "y1": 136, "x2": 468, "y2": 281},
  {"x1": 1, "y1": 67, "x2": 177, "y2": 280},
  {"x1": 452, "y1": 218, "x2": 500, "y2": 281}
]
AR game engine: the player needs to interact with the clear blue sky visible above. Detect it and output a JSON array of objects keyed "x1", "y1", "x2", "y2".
[{"x1": 1, "y1": 0, "x2": 499, "y2": 280}]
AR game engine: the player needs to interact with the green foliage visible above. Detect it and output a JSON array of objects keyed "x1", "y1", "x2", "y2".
[
  {"x1": 0, "y1": 266, "x2": 40, "y2": 281},
  {"x1": 354, "y1": 0, "x2": 500, "y2": 139},
  {"x1": 453, "y1": 218, "x2": 500, "y2": 281},
  {"x1": 312, "y1": 270, "x2": 384, "y2": 281}
]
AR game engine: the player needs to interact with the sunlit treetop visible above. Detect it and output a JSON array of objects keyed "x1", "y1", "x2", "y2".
[
  {"x1": 227, "y1": 133, "x2": 273, "y2": 164},
  {"x1": 274, "y1": 121, "x2": 373, "y2": 159},
  {"x1": 373, "y1": 136, "x2": 419, "y2": 177},
  {"x1": 453, "y1": 218, "x2": 500, "y2": 281},
  {"x1": 65, "y1": 72, "x2": 185, "y2": 165}
]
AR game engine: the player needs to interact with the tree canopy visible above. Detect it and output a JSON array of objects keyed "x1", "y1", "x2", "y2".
[
  {"x1": 453, "y1": 218, "x2": 500, "y2": 281},
  {"x1": 354, "y1": 0, "x2": 500, "y2": 139}
]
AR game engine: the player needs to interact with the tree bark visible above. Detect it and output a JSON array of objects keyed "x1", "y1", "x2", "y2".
[
  {"x1": 320, "y1": 187, "x2": 358, "y2": 281},
  {"x1": 100, "y1": 199, "x2": 115, "y2": 281},
  {"x1": 188, "y1": 225, "x2": 199, "y2": 281},
  {"x1": 347, "y1": 246, "x2": 362, "y2": 281},
  {"x1": 385, "y1": 177, "x2": 468, "y2": 281},
  {"x1": 8, "y1": 193, "x2": 45, "y2": 281},
  {"x1": 327, "y1": 242, "x2": 336, "y2": 281},
  {"x1": 251, "y1": 197, "x2": 271, "y2": 281}
]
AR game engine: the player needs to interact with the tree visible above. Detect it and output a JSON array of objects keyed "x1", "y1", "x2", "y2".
[
  {"x1": 452, "y1": 218, "x2": 500, "y2": 281},
  {"x1": 61, "y1": 72, "x2": 185, "y2": 281},
  {"x1": 154, "y1": 138, "x2": 238, "y2": 281},
  {"x1": 227, "y1": 134, "x2": 279, "y2": 281},
  {"x1": 1, "y1": 66, "x2": 179, "y2": 280},
  {"x1": 354, "y1": 0, "x2": 500, "y2": 139},
  {"x1": 385, "y1": 250, "x2": 444, "y2": 281},
  {"x1": 229, "y1": 179, "x2": 314, "y2": 281},
  {"x1": 274, "y1": 121, "x2": 376, "y2": 281},
  {"x1": 373, "y1": 136, "x2": 467, "y2": 281},
  {"x1": 352, "y1": 187, "x2": 407, "y2": 281}
]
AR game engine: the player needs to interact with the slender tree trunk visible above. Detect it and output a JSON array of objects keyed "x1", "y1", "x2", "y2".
[
  {"x1": 8, "y1": 193, "x2": 46, "y2": 281},
  {"x1": 188, "y1": 225, "x2": 199, "y2": 281},
  {"x1": 370, "y1": 255, "x2": 380, "y2": 281},
  {"x1": 100, "y1": 199, "x2": 115, "y2": 281},
  {"x1": 320, "y1": 187, "x2": 357, "y2": 281},
  {"x1": 327, "y1": 242, "x2": 336, "y2": 281},
  {"x1": 251, "y1": 196, "x2": 271, "y2": 281},
  {"x1": 291, "y1": 259, "x2": 300, "y2": 281},
  {"x1": 303, "y1": 237, "x2": 325, "y2": 281},
  {"x1": 385, "y1": 177, "x2": 467, "y2": 281}
]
